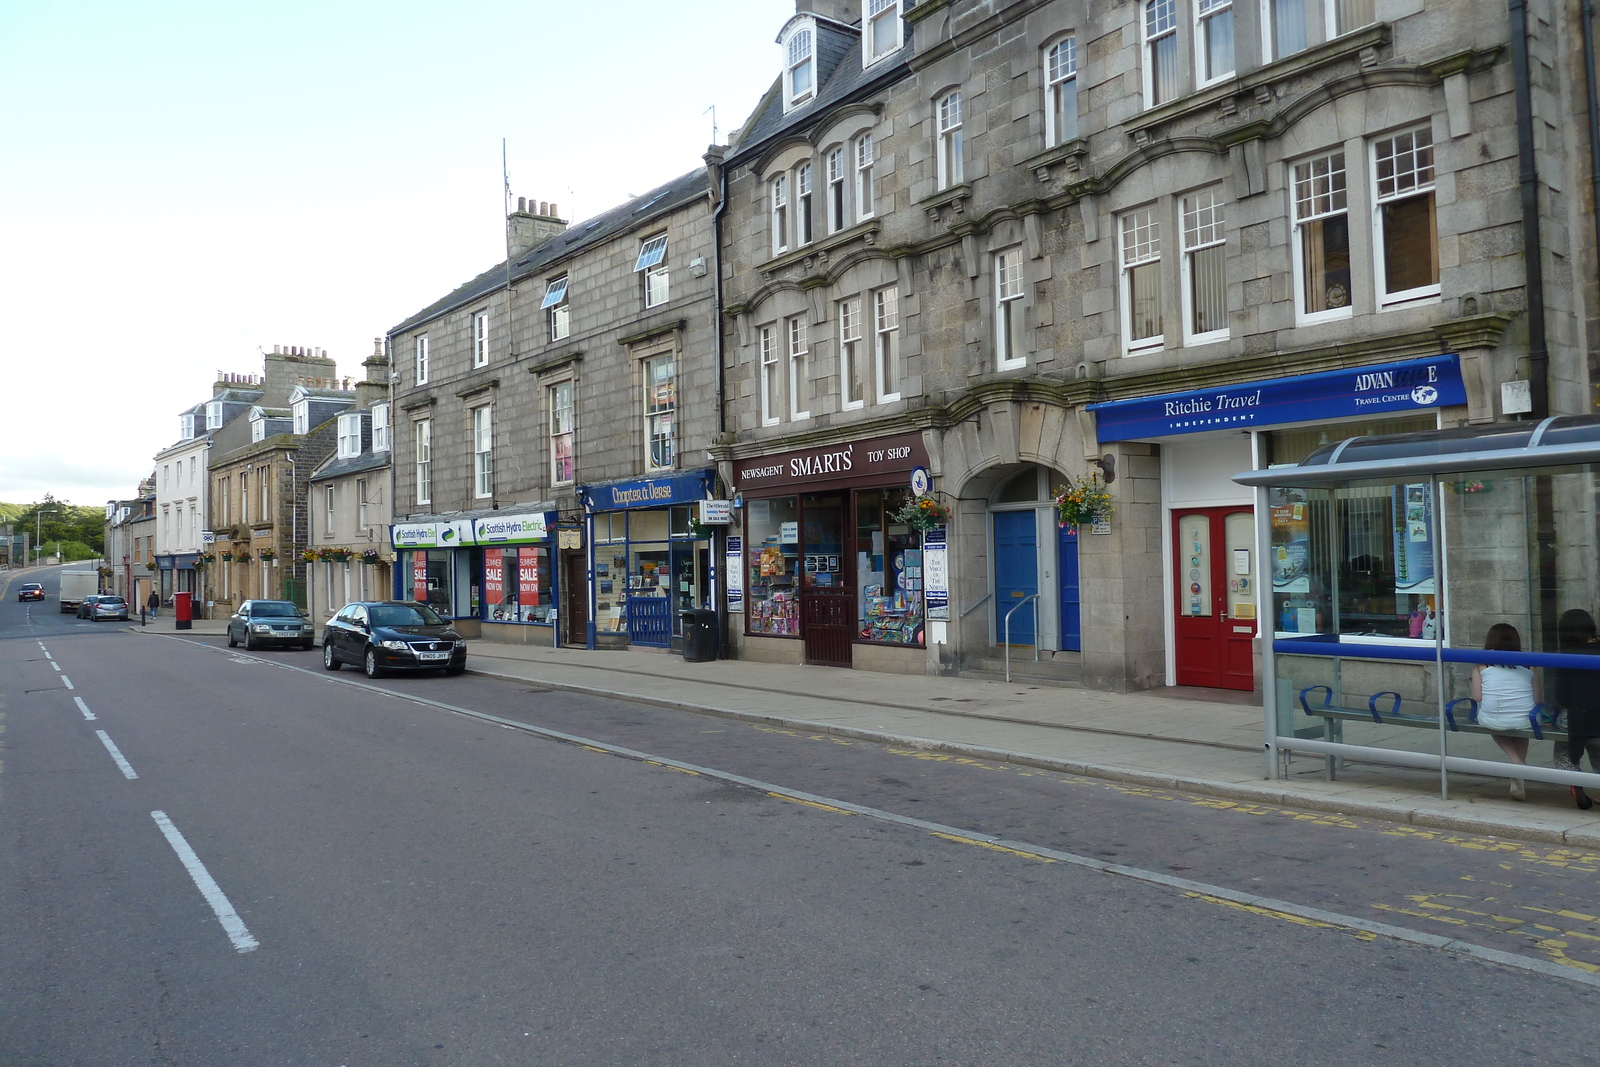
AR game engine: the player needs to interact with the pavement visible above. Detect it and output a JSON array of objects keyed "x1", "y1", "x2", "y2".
[{"x1": 135, "y1": 612, "x2": 1600, "y2": 849}]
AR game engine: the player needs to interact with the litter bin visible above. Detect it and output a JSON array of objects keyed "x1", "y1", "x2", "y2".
[{"x1": 680, "y1": 608, "x2": 719, "y2": 662}]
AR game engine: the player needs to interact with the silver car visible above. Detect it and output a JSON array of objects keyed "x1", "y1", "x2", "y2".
[{"x1": 91, "y1": 596, "x2": 129, "y2": 621}]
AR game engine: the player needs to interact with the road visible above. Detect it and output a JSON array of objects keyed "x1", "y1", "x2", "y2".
[{"x1": 2, "y1": 565, "x2": 1597, "y2": 1066}]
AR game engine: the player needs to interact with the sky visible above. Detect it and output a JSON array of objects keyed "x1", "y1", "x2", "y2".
[{"x1": 0, "y1": 0, "x2": 793, "y2": 509}]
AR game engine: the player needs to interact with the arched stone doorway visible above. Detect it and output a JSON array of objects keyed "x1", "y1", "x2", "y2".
[{"x1": 987, "y1": 465, "x2": 1079, "y2": 653}]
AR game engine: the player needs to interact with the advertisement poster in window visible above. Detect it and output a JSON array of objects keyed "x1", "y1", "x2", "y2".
[
  {"x1": 726, "y1": 535, "x2": 744, "y2": 612},
  {"x1": 412, "y1": 553, "x2": 428, "y2": 602},
  {"x1": 923, "y1": 524, "x2": 949, "y2": 619},
  {"x1": 484, "y1": 552, "x2": 504, "y2": 616},
  {"x1": 518, "y1": 547, "x2": 540, "y2": 622},
  {"x1": 1270, "y1": 489, "x2": 1311, "y2": 594},
  {"x1": 1392, "y1": 483, "x2": 1435, "y2": 594}
]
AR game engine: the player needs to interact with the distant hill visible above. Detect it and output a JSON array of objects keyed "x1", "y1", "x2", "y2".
[{"x1": 0, "y1": 503, "x2": 27, "y2": 524}]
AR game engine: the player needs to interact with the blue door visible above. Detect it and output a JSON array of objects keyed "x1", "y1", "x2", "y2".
[
  {"x1": 993, "y1": 510, "x2": 1039, "y2": 645},
  {"x1": 1059, "y1": 524, "x2": 1081, "y2": 652}
]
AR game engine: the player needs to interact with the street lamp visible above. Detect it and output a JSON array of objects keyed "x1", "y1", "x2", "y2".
[{"x1": 35, "y1": 509, "x2": 58, "y2": 564}]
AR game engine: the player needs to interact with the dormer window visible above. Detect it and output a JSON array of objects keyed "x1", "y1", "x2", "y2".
[
  {"x1": 293, "y1": 400, "x2": 309, "y2": 436},
  {"x1": 337, "y1": 413, "x2": 363, "y2": 458},
  {"x1": 251, "y1": 415, "x2": 268, "y2": 443},
  {"x1": 206, "y1": 401, "x2": 223, "y2": 430},
  {"x1": 785, "y1": 24, "x2": 815, "y2": 110},
  {"x1": 372, "y1": 403, "x2": 390, "y2": 452},
  {"x1": 865, "y1": 0, "x2": 902, "y2": 64},
  {"x1": 180, "y1": 413, "x2": 198, "y2": 439}
]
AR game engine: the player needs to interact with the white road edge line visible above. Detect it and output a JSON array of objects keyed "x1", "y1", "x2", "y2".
[
  {"x1": 61, "y1": 676, "x2": 73, "y2": 690},
  {"x1": 95, "y1": 730, "x2": 138, "y2": 779},
  {"x1": 151, "y1": 632, "x2": 1600, "y2": 990},
  {"x1": 74, "y1": 697, "x2": 96, "y2": 721},
  {"x1": 150, "y1": 810, "x2": 260, "y2": 954}
]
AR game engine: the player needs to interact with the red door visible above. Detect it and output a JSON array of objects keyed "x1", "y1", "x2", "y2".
[{"x1": 1173, "y1": 508, "x2": 1257, "y2": 691}]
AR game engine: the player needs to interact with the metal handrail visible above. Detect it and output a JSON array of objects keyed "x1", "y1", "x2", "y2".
[
  {"x1": 1004, "y1": 594, "x2": 1041, "y2": 683},
  {"x1": 959, "y1": 591, "x2": 993, "y2": 619}
]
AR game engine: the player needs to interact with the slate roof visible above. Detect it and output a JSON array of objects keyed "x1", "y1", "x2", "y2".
[
  {"x1": 727, "y1": 18, "x2": 912, "y2": 167},
  {"x1": 213, "y1": 389, "x2": 265, "y2": 405},
  {"x1": 311, "y1": 451, "x2": 390, "y2": 482},
  {"x1": 390, "y1": 168, "x2": 711, "y2": 336}
]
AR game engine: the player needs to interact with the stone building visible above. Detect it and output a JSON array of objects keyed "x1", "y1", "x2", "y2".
[
  {"x1": 386, "y1": 174, "x2": 720, "y2": 649},
  {"x1": 206, "y1": 347, "x2": 354, "y2": 613},
  {"x1": 709, "y1": 0, "x2": 1594, "y2": 692},
  {"x1": 307, "y1": 341, "x2": 395, "y2": 622}
]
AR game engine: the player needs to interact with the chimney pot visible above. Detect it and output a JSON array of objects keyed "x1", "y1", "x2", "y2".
[
  {"x1": 550, "y1": 203, "x2": 559, "y2": 218},
  {"x1": 517, "y1": 196, "x2": 526, "y2": 212}
]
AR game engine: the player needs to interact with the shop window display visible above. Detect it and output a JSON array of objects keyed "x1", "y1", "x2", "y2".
[
  {"x1": 405, "y1": 550, "x2": 454, "y2": 616},
  {"x1": 857, "y1": 488, "x2": 924, "y2": 645},
  {"x1": 483, "y1": 545, "x2": 552, "y2": 623},
  {"x1": 747, "y1": 496, "x2": 800, "y2": 635}
]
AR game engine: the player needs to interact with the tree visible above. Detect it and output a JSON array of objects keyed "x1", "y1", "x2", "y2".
[{"x1": 12, "y1": 496, "x2": 106, "y2": 557}]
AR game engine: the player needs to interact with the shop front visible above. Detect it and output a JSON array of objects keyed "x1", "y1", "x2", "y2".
[
  {"x1": 392, "y1": 518, "x2": 476, "y2": 623},
  {"x1": 158, "y1": 554, "x2": 202, "y2": 601},
  {"x1": 578, "y1": 470, "x2": 719, "y2": 650},
  {"x1": 731, "y1": 432, "x2": 935, "y2": 671},
  {"x1": 475, "y1": 511, "x2": 559, "y2": 646},
  {"x1": 1088, "y1": 354, "x2": 1469, "y2": 692}
]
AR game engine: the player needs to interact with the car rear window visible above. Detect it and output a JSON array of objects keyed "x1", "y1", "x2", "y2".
[{"x1": 99, "y1": 597, "x2": 125, "y2": 606}]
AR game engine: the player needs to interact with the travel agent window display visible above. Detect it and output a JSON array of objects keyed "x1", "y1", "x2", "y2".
[{"x1": 735, "y1": 433, "x2": 935, "y2": 648}]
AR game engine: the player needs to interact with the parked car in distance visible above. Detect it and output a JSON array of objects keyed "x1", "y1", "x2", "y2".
[
  {"x1": 227, "y1": 600, "x2": 316, "y2": 651},
  {"x1": 76, "y1": 594, "x2": 105, "y2": 619},
  {"x1": 18, "y1": 583, "x2": 44, "y2": 602},
  {"x1": 90, "y1": 595, "x2": 129, "y2": 621},
  {"x1": 322, "y1": 601, "x2": 467, "y2": 678}
]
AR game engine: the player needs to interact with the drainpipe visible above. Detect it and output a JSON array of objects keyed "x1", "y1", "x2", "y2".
[
  {"x1": 1583, "y1": 0, "x2": 1600, "y2": 338},
  {"x1": 708, "y1": 144, "x2": 731, "y2": 659}
]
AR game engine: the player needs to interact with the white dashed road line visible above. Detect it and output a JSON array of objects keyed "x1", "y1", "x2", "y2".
[
  {"x1": 150, "y1": 811, "x2": 259, "y2": 953},
  {"x1": 61, "y1": 677, "x2": 73, "y2": 689},
  {"x1": 95, "y1": 730, "x2": 138, "y2": 779},
  {"x1": 74, "y1": 697, "x2": 96, "y2": 721}
]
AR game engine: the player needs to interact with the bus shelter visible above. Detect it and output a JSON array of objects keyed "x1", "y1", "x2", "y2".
[{"x1": 1234, "y1": 416, "x2": 1600, "y2": 800}]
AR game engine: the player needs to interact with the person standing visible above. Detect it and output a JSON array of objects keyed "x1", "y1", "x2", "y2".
[
  {"x1": 146, "y1": 589, "x2": 160, "y2": 619},
  {"x1": 1471, "y1": 623, "x2": 1540, "y2": 801},
  {"x1": 1551, "y1": 609, "x2": 1600, "y2": 810}
]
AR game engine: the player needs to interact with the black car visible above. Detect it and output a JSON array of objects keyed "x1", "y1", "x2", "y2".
[
  {"x1": 18, "y1": 583, "x2": 44, "y2": 602},
  {"x1": 322, "y1": 601, "x2": 467, "y2": 678},
  {"x1": 76, "y1": 594, "x2": 105, "y2": 619},
  {"x1": 227, "y1": 600, "x2": 316, "y2": 650}
]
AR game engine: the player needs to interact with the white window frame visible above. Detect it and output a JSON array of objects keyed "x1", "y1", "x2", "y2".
[
  {"x1": 839, "y1": 297, "x2": 866, "y2": 411},
  {"x1": 472, "y1": 406, "x2": 493, "y2": 499},
  {"x1": 995, "y1": 250, "x2": 1027, "y2": 371},
  {"x1": 642, "y1": 353, "x2": 676, "y2": 470},
  {"x1": 1044, "y1": 37, "x2": 1079, "y2": 148},
  {"x1": 415, "y1": 335, "x2": 429, "y2": 385},
  {"x1": 337, "y1": 413, "x2": 361, "y2": 458},
  {"x1": 542, "y1": 275, "x2": 570, "y2": 341},
  {"x1": 936, "y1": 93, "x2": 963, "y2": 189},
  {"x1": 1120, "y1": 206, "x2": 1166, "y2": 354},
  {"x1": 415, "y1": 419, "x2": 432, "y2": 506},
  {"x1": 826, "y1": 147, "x2": 847, "y2": 234},
  {"x1": 1328, "y1": 0, "x2": 1375, "y2": 38},
  {"x1": 206, "y1": 401, "x2": 223, "y2": 430},
  {"x1": 324, "y1": 485, "x2": 336, "y2": 534},
  {"x1": 1143, "y1": 0, "x2": 1180, "y2": 108},
  {"x1": 635, "y1": 235, "x2": 669, "y2": 308},
  {"x1": 549, "y1": 380, "x2": 575, "y2": 486},
  {"x1": 1290, "y1": 149, "x2": 1354, "y2": 325},
  {"x1": 292, "y1": 402, "x2": 309, "y2": 436},
  {"x1": 771, "y1": 174, "x2": 789, "y2": 254},
  {"x1": 1261, "y1": 0, "x2": 1310, "y2": 61},
  {"x1": 873, "y1": 287, "x2": 901, "y2": 403},
  {"x1": 473, "y1": 310, "x2": 490, "y2": 368},
  {"x1": 371, "y1": 403, "x2": 390, "y2": 452},
  {"x1": 865, "y1": 0, "x2": 902, "y2": 65},
  {"x1": 785, "y1": 23, "x2": 815, "y2": 110},
  {"x1": 357, "y1": 479, "x2": 368, "y2": 529},
  {"x1": 1180, "y1": 188, "x2": 1230, "y2": 346},
  {"x1": 795, "y1": 162, "x2": 813, "y2": 246},
  {"x1": 1371, "y1": 125, "x2": 1440, "y2": 309},
  {"x1": 855, "y1": 133, "x2": 875, "y2": 221},
  {"x1": 1195, "y1": 0, "x2": 1235, "y2": 87},
  {"x1": 759, "y1": 326, "x2": 780, "y2": 427},
  {"x1": 787, "y1": 315, "x2": 811, "y2": 421},
  {"x1": 240, "y1": 472, "x2": 249, "y2": 524}
]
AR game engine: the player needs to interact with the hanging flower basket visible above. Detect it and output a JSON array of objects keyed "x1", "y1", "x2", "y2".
[
  {"x1": 686, "y1": 518, "x2": 714, "y2": 540},
  {"x1": 1054, "y1": 472, "x2": 1114, "y2": 531},
  {"x1": 302, "y1": 549, "x2": 321, "y2": 563},
  {"x1": 98, "y1": 566, "x2": 113, "y2": 578},
  {"x1": 144, "y1": 561, "x2": 158, "y2": 572},
  {"x1": 324, "y1": 548, "x2": 353, "y2": 563},
  {"x1": 890, "y1": 495, "x2": 951, "y2": 534},
  {"x1": 234, "y1": 551, "x2": 254, "y2": 564},
  {"x1": 360, "y1": 548, "x2": 383, "y2": 564},
  {"x1": 191, "y1": 555, "x2": 210, "y2": 570},
  {"x1": 220, "y1": 552, "x2": 234, "y2": 562},
  {"x1": 257, "y1": 549, "x2": 277, "y2": 562}
]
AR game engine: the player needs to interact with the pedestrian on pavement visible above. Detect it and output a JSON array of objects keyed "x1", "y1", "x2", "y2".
[
  {"x1": 1471, "y1": 622, "x2": 1539, "y2": 801},
  {"x1": 1550, "y1": 609, "x2": 1600, "y2": 810},
  {"x1": 147, "y1": 590, "x2": 160, "y2": 619}
]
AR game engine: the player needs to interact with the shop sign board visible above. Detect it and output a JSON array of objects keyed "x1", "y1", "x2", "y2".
[
  {"x1": 922, "y1": 525, "x2": 949, "y2": 619},
  {"x1": 581, "y1": 469, "x2": 715, "y2": 512},
  {"x1": 726, "y1": 535, "x2": 744, "y2": 612},
  {"x1": 698, "y1": 500, "x2": 733, "y2": 524},
  {"x1": 474, "y1": 512, "x2": 553, "y2": 544},
  {"x1": 733, "y1": 432, "x2": 930, "y2": 492},
  {"x1": 392, "y1": 520, "x2": 477, "y2": 549},
  {"x1": 557, "y1": 526, "x2": 583, "y2": 550},
  {"x1": 1087, "y1": 355, "x2": 1468, "y2": 443}
]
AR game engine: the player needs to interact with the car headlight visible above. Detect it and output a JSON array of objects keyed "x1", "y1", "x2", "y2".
[
  {"x1": 380, "y1": 639, "x2": 410, "y2": 651},
  {"x1": 250, "y1": 622, "x2": 273, "y2": 632},
  {"x1": 453, "y1": 640, "x2": 467, "y2": 649}
]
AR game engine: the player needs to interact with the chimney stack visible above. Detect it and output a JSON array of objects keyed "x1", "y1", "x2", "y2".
[{"x1": 507, "y1": 195, "x2": 569, "y2": 257}]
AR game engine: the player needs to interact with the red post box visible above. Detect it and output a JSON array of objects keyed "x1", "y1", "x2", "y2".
[{"x1": 174, "y1": 591, "x2": 193, "y2": 630}]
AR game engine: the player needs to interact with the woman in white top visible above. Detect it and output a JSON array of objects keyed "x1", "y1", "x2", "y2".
[{"x1": 1471, "y1": 623, "x2": 1540, "y2": 801}]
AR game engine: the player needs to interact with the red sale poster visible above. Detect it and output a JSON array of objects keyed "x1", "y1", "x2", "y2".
[
  {"x1": 412, "y1": 553, "x2": 428, "y2": 602},
  {"x1": 484, "y1": 551, "x2": 503, "y2": 604},
  {"x1": 518, "y1": 547, "x2": 540, "y2": 605}
]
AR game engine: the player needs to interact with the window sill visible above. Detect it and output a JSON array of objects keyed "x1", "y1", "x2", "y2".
[
  {"x1": 1020, "y1": 139, "x2": 1088, "y2": 182},
  {"x1": 917, "y1": 182, "x2": 971, "y2": 220},
  {"x1": 1378, "y1": 290, "x2": 1442, "y2": 312},
  {"x1": 758, "y1": 219, "x2": 882, "y2": 275},
  {"x1": 1122, "y1": 340, "x2": 1165, "y2": 358},
  {"x1": 1121, "y1": 23, "x2": 1392, "y2": 140}
]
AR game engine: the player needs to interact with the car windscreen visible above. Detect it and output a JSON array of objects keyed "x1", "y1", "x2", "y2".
[
  {"x1": 369, "y1": 604, "x2": 442, "y2": 628},
  {"x1": 251, "y1": 602, "x2": 302, "y2": 617}
]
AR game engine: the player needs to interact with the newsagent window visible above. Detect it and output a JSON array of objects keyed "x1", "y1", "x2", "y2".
[
  {"x1": 856, "y1": 488, "x2": 924, "y2": 645},
  {"x1": 747, "y1": 496, "x2": 800, "y2": 636}
]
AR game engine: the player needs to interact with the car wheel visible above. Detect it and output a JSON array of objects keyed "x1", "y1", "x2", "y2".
[
  {"x1": 364, "y1": 649, "x2": 383, "y2": 678},
  {"x1": 322, "y1": 641, "x2": 341, "y2": 671},
  {"x1": 227, "y1": 627, "x2": 238, "y2": 648},
  {"x1": 243, "y1": 630, "x2": 256, "y2": 651}
]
